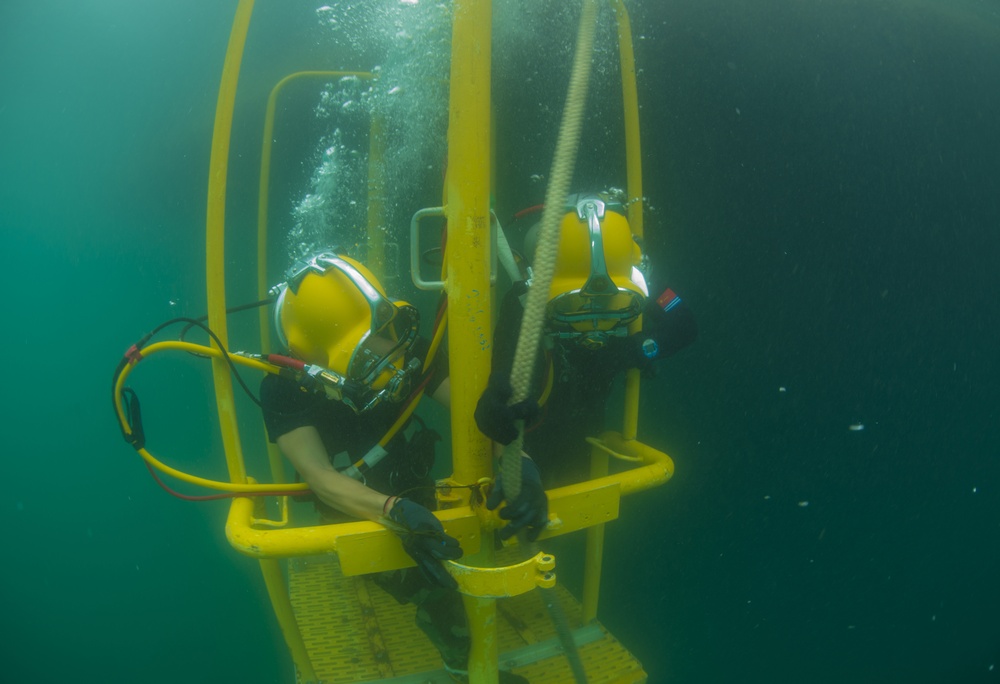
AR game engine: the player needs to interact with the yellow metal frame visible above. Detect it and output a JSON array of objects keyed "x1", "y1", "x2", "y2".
[
  {"x1": 255, "y1": 69, "x2": 378, "y2": 354},
  {"x1": 253, "y1": 68, "x2": 382, "y2": 499},
  {"x1": 192, "y1": 1, "x2": 671, "y2": 681}
]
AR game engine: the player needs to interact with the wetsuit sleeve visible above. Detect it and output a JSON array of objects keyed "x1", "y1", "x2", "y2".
[
  {"x1": 622, "y1": 287, "x2": 697, "y2": 372},
  {"x1": 487, "y1": 282, "x2": 548, "y2": 404},
  {"x1": 642, "y1": 288, "x2": 698, "y2": 357}
]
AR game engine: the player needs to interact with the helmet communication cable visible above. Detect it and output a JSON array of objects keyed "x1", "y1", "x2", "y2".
[{"x1": 112, "y1": 287, "x2": 449, "y2": 500}]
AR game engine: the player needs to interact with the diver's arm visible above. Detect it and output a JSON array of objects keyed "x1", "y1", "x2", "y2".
[
  {"x1": 628, "y1": 290, "x2": 697, "y2": 370},
  {"x1": 656, "y1": 299, "x2": 698, "y2": 356},
  {"x1": 276, "y1": 425, "x2": 395, "y2": 520},
  {"x1": 642, "y1": 289, "x2": 697, "y2": 357}
]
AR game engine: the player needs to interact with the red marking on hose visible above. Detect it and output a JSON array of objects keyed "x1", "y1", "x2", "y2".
[
  {"x1": 267, "y1": 354, "x2": 305, "y2": 371},
  {"x1": 513, "y1": 204, "x2": 544, "y2": 220},
  {"x1": 125, "y1": 344, "x2": 143, "y2": 365}
]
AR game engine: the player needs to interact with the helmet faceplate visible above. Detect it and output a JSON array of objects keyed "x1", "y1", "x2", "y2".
[{"x1": 545, "y1": 196, "x2": 648, "y2": 347}]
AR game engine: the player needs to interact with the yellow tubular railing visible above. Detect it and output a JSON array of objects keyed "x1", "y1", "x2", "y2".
[
  {"x1": 205, "y1": 4, "x2": 317, "y2": 680},
  {"x1": 224, "y1": 429, "x2": 672, "y2": 564},
  {"x1": 445, "y1": 3, "x2": 494, "y2": 499},
  {"x1": 206, "y1": 0, "x2": 253, "y2": 487},
  {"x1": 365, "y1": 113, "x2": 388, "y2": 280},
  {"x1": 255, "y1": 70, "x2": 376, "y2": 489},
  {"x1": 616, "y1": 0, "x2": 644, "y2": 443},
  {"x1": 227, "y1": 499, "x2": 483, "y2": 567},
  {"x1": 256, "y1": 70, "x2": 377, "y2": 348},
  {"x1": 580, "y1": 0, "x2": 646, "y2": 625},
  {"x1": 188, "y1": 0, "x2": 675, "y2": 680},
  {"x1": 445, "y1": 1, "x2": 498, "y2": 682},
  {"x1": 582, "y1": 444, "x2": 610, "y2": 624},
  {"x1": 616, "y1": 0, "x2": 644, "y2": 244}
]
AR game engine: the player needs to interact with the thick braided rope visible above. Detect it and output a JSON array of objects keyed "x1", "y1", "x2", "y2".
[
  {"x1": 496, "y1": 9, "x2": 599, "y2": 681},
  {"x1": 502, "y1": 0, "x2": 599, "y2": 499}
]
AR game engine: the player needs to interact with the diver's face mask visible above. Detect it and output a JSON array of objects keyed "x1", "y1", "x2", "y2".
[
  {"x1": 546, "y1": 196, "x2": 647, "y2": 350},
  {"x1": 272, "y1": 252, "x2": 421, "y2": 413}
]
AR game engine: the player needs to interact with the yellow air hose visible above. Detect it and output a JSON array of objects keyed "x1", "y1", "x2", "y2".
[
  {"x1": 113, "y1": 341, "x2": 310, "y2": 493},
  {"x1": 113, "y1": 313, "x2": 447, "y2": 495},
  {"x1": 498, "y1": 2, "x2": 599, "y2": 682}
]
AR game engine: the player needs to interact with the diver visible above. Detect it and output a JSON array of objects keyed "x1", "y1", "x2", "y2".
[
  {"x1": 260, "y1": 249, "x2": 531, "y2": 683},
  {"x1": 475, "y1": 192, "x2": 698, "y2": 487}
]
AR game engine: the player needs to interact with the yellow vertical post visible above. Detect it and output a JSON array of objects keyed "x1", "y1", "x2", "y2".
[
  {"x1": 581, "y1": 1, "x2": 644, "y2": 624},
  {"x1": 256, "y1": 72, "x2": 278, "y2": 356},
  {"x1": 366, "y1": 114, "x2": 388, "y2": 280},
  {"x1": 258, "y1": 71, "x2": 378, "y2": 348},
  {"x1": 256, "y1": 71, "x2": 375, "y2": 484},
  {"x1": 582, "y1": 447, "x2": 610, "y2": 623},
  {"x1": 616, "y1": 0, "x2": 643, "y2": 243},
  {"x1": 205, "y1": 0, "x2": 251, "y2": 489},
  {"x1": 446, "y1": 0, "x2": 494, "y2": 514},
  {"x1": 616, "y1": 0, "x2": 644, "y2": 442},
  {"x1": 208, "y1": 4, "x2": 316, "y2": 682},
  {"x1": 259, "y1": 558, "x2": 319, "y2": 684},
  {"x1": 256, "y1": 65, "x2": 283, "y2": 486},
  {"x1": 446, "y1": 1, "x2": 497, "y2": 683}
]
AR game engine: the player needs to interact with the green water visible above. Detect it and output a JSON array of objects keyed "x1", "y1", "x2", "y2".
[{"x1": 3, "y1": 1, "x2": 999, "y2": 682}]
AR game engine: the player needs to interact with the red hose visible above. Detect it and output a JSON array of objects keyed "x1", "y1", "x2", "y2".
[{"x1": 267, "y1": 354, "x2": 305, "y2": 371}]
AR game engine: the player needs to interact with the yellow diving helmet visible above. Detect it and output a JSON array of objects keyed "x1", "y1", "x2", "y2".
[
  {"x1": 543, "y1": 193, "x2": 648, "y2": 349},
  {"x1": 271, "y1": 251, "x2": 420, "y2": 413}
]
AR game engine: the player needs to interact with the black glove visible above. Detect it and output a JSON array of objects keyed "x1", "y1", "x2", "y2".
[
  {"x1": 475, "y1": 375, "x2": 540, "y2": 445},
  {"x1": 388, "y1": 498, "x2": 462, "y2": 590},
  {"x1": 487, "y1": 456, "x2": 549, "y2": 542}
]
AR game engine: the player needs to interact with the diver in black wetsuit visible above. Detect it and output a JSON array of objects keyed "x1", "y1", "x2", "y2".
[
  {"x1": 261, "y1": 250, "x2": 531, "y2": 683},
  {"x1": 476, "y1": 193, "x2": 697, "y2": 487}
]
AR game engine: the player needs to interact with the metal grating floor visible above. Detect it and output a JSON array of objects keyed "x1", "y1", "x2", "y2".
[{"x1": 288, "y1": 557, "x2": 647, "y2": 684}]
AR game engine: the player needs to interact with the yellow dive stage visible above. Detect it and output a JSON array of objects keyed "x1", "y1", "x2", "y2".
[{"x1": 122, "y1": 1, "x2": 679, "y2": 682}]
